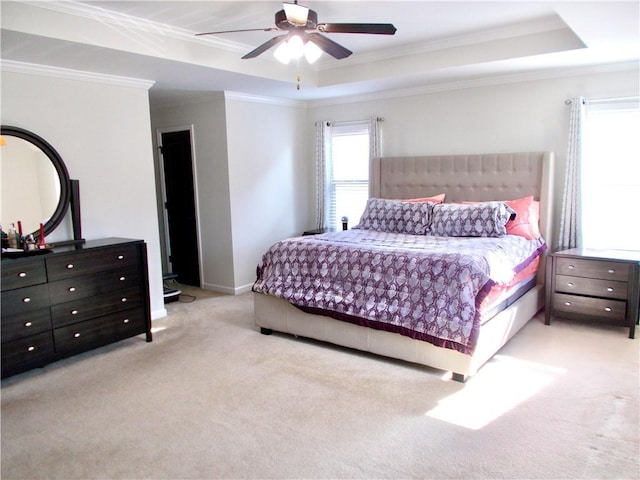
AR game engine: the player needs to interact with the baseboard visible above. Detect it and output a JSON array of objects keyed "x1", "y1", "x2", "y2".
[{"x1": 201, "y1": 282, "x2": 254, "y2": 295}]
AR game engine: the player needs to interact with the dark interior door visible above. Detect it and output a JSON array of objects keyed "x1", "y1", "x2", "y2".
[{"x1": 161, "y1": 130, "x2": 200, "y2": 287}]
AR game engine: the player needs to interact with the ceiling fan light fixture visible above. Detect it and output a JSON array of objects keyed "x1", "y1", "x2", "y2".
[
  {"x1": 304, "y1": 40, "x2": 323, "y2": 64},
  {"x1": 274, "y1": 42, "x2": 291, "y2": 64},
  {"x1": 288, "y1": 35, "x2": 305, "y2": 59},
  {"x1": 283, "y1": 2, "x2": 309, "y2": 27}
]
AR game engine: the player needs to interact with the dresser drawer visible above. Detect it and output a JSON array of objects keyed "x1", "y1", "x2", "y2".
[
  {"x1": 555, "y1": 257, "x2": 630, "y2": 282},
  {"x1": 54, "y1": 308, "x2": 147, "y2": 357},
  {"x1": 555, "y1": 275, "x2": 628, "y2": 300},
  {"x1": 50, "y1": 287, "x2": 142, "y2": 328},
  {"x1": 46, "y1": 243, "x2": 140, "y2": 281},
  {"x1": 1, "y1": 308, "x2": 52, "y2": 343},
  {"x1": 553, "y1": 293, "x2": 627, "y2": 321},
  {"x1": 1, "y1": 258, "x2": 47, "y2": 291},
  {"x1": 1, "y1": 331, "x2": 56, "y2": 378},
  {"x1": 1, "y1": 284, "x2": 50, "y2": 317},
  {"x1": 48, "y1": 267, "x2": 140, "y2": 305}
]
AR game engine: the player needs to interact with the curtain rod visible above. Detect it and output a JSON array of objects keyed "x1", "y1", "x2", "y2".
[{"x1": 565, "y1": 96, "x2": 639, "y2": 105}]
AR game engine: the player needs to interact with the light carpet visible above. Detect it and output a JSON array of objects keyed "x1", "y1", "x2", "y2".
[{"x1": 1, "y1": 291, "x2": 639, "y2": 479}]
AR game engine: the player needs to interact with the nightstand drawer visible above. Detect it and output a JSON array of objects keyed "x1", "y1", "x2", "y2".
[
  {"x1": 553, "y1": 293, "x2": 626, "y2": 321},
  {"x1": 555, "y1": 275, "x2": 628, "y2": 300},
  {"x1": 556, "y1": 257, "x2": 630, "y2": 281}
]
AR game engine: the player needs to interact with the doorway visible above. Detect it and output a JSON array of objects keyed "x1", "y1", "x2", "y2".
[{"x1": 158, "y1": 128, "x2": 201, "y2": 287}]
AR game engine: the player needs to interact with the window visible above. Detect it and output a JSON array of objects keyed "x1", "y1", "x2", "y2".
[
  {"x1": 326, "y1": 122, "x2": 371, "y2": 230},
  {"x1": 582, "y1": 100, "x2": 640, "y2": 250}
]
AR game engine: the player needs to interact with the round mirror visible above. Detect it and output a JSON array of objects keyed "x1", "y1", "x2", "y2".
[{"x1": 1, "y1": 126, "x2": 71, "y2": 240}]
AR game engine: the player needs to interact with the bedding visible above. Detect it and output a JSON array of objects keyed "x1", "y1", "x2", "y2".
[{"x1": 252, "y1": 229, "x2": 545, "y2": 355}]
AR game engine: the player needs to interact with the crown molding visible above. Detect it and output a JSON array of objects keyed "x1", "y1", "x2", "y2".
[
  {"x1": 150, "y1": 91, "x2": 306, "y2": 111},
  {"x1": 13, "y1": 0, "x2": 249, "y2": 54},
  {"x1": 224, "y1": 91, "x2": 306, "y2": 108},
  {"x1": 307, "y1": 61, "x2": 639, "y2": 107},
  {"x1": 317, "y1": 15, "x2": 569, "y2": 70},
  {"x1": 0, "y1": 59, "x2": 156, "y2": 89}
]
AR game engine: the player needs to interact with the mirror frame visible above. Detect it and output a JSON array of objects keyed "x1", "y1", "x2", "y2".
[{"x1": 1, "y1": 125, "x2": 71, "y2": 240}]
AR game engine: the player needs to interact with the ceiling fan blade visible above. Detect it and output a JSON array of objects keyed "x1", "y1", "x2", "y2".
[
  {"x1": 241, "y1": 35, "x2": 287, "y2": 59},
  {"x1": 317, "y1": 23, "x2": 397, "y2": 35},
  {"x1": 196, "y1": 28, "x2": 279, "y2": 36},
  {"x1": 307, "y1": 33, "x2": 352, "y2": 60}
]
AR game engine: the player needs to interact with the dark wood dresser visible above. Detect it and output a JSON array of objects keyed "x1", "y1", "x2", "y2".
[
  {"x1": 545, "y1": 248, "x2": 640, "y2": 338},
  {"x1": 1, "y1": 238, "x2": 152, "y2": 378}
]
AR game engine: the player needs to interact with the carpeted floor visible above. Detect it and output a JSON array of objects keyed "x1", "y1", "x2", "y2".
[{"x1": 1, "y1": 291, "x2": 639, "y2": 479}]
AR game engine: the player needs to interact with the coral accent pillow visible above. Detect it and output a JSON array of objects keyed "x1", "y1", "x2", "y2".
[
  {"x1": 403, "y1": 193, "x2": 445, "y2": 204},
  {"x1": 504, "y1": 196, "x2": 541, "y2": 240}
]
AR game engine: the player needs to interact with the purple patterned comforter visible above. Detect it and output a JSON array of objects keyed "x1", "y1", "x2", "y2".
[{"x1": 253, "y1": 230, "x2": 545, "y2": 355}]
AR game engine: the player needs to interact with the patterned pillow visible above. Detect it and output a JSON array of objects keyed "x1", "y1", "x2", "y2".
[
  {"x1": 354, "y1": 198, "x2": 433, "y2": 235},
  {"x1": 430, "y1": 201, "x2": 515, "y2": 237}
]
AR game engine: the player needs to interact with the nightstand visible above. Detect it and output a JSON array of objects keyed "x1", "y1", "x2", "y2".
[
  {"x1": 302, "y1": 228, "x2": 336, "y2": 236},
  {"x1": 545, "y1": 248, "x2": 640, "y2": 338}
]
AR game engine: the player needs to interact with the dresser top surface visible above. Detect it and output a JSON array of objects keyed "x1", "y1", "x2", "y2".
[
  {"x1": 554, "y1": 248, "x2": 640, "y2": 263},
  {"x1": 2, "y1": 238, "x2": 143, "y2": 265}
]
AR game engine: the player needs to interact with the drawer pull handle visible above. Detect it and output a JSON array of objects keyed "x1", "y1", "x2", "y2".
[
  {"x1": 121, "y1": 297, "x2": 127, "y2": 303},
  {"x1": 27, "y1": 346, "x2": 36, "y2": 352},
  {"x1": 123, "y1": 318, "x2": 130, "y2": 324},
  {"x1": 66, "y1": 264, "x2": 74, "y2": 269},
  {"x1": 120, "y1": 276, "x2": 126, "y2": 281},
  {"x1": 74, "y1": 332, "x2": 81, "y2": 338},
  {"x1": 567, "y1": 282, "x2": 574, "y2": 287},
  {"x1": 607, "y1": 287, "x2": 614, "y2": 292},
  {"x1": 118, "y1": 255, "x2": 124, "y2": 260},
  {"x1": 68, "y1": 287, "x2": 76, "y2": 292},
  {"x1": 564, "y1": 301, "x2": 572, "y2": 306},
  {"x1": 19, "y1": 272, "x2": 27, "y2": 278},
  {"x1": 71, "y1": 310, "x2": 78, "y2": 315},
  {"x1": 24, "y1": 321, "x2": 32, "y2": 327},
  {"x1": 568, "y1": 265, "x2": 575, "y2": 270},
  {"x1": 605, "y1": 307, "x2": 612, "y2": 312},
  {"x1": 608, "y1": 269, "x2": 615, "y2": 274},
  {"x1": 23, "y1": 297, "x2": 31, "y2": 303}
]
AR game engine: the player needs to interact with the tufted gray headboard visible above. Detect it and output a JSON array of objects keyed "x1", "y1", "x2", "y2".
[{"x1": 370, "y1": 152, "x2": 555, "y2": 272}]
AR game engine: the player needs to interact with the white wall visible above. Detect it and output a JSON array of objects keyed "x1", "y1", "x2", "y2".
[
  {"x1": 151, "y1": 94, "x2": 234, "y2": 293},
  {"x1": 151, "y1": 93, "x2": 309, "y2": 293},
  {"x1": 224, "y1": 95, "x2": 309, "y2": 291},
  {"x1": 1, "y1": 69, "x2": 166, "y2": 319},
  {"x1": 308, "y1": 67, "x2": 640, "y2": 248}
]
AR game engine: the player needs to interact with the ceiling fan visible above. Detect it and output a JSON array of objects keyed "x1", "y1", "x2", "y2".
[{"x1": 196, "y1": 1, "x2": 397, "y2": 64}]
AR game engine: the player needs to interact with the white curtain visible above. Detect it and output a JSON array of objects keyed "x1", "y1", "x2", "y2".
[
  {"x1": 369, "y1": 116, "x2": 381, "y2": 163},
  {"x1": 314, "y1": 117, "x2": 382, "y2": 230},
  {"x1": 314, "y1": 121, "x2": 331, "y2": 229},
  {"x1": 558, "y1": 97, "x2": 585, "y2": 249}
]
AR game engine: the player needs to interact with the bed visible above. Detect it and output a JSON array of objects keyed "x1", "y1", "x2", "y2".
[{"x1": 253, "y1": 152, "x2": 555, "y2": 381}]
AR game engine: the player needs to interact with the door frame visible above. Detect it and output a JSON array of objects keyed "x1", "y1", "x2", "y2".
[{"x1": 156, "y1": 125, "x2": 203, "y2": 286}]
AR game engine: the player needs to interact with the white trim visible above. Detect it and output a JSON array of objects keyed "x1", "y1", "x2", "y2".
[
  {"x1": 308, "y1": 61, "x2": 639, "y2": 107},
  {"x1": 224, "y1": 91, "x2": 306, "y2": 108},
  {"x1": 0, "y1": 59, "x2": 155, "y2": 89},
  {"x1": 202, "y1": 282, "x2": 254, "y2": 295},
  {"x1": 156, "y1": 125, "x2": 204, "y2": 288},
  {"x1": 15, "y1": 0, "x2": 249, "y2": 54},
  {"x1": 318, "y1": 15, "x2": 569, "y2": 70}
]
